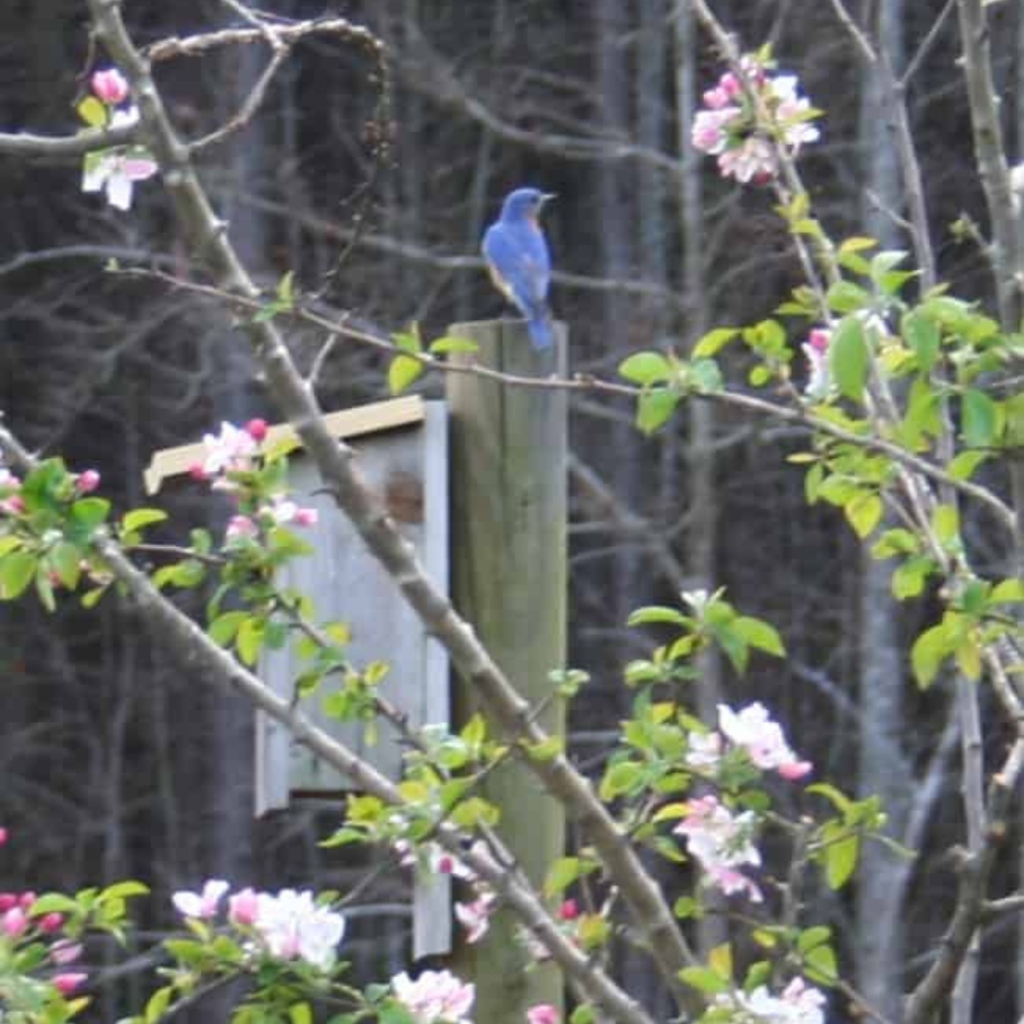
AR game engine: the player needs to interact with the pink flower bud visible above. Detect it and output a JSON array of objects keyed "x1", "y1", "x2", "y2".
[
  {"x1": 808, "y1": 328, "x2": 831, "y2": 353},
  {"x1": 50, "y1": 940, "x2": 83, "y2": 965},
  {"x1": 91, "y1": 68, "x2": 128, "y2": 105},
  {"x1": 558, "y1": 899, "x2": 579, "y2": 921},
  {"x1": 0, "y1": 893, "x2": 17, "y2": 912},
  {"x1": 778, "y1": 760, "x2": 813, "y2": 780},
  {"x1": 188, "y1": 463, "x2": 209, "y2": 482},
  {"x1": 53, "y1": 972, "x2": 87, "y2": 996},
  {"x1": 0, "y1": 495, "x2": 25, "y2": 515},
  {"x1": 3, "y1": 906, "x2": 27, "y2": 937},
  {"x1": 76, "y1": 470, "x2": 101, "y2": 493},
  {"x1": 527, "y1": 1004, "x2": 560, "y2": 1024},
  {"x1": 228, "y1": 887, "x2": 259, "y2": 927},
  {"x1": 39, "y1": 912, "x2": 65, "y2": 934},
  {"x1": 245, "y1": 418, "x2": 268, "y2": 442},
  {"x1": 293, "y1": 507, "x2": 318, "y2": 527},
  {"x1": 0, "y1": 827, "x2": 7, "y2": 845},
  {"x1": 19, "y1": 892, "x2": 36, "y2": 910}
]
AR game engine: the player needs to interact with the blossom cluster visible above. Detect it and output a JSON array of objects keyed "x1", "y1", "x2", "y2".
[
  {"x1": 80, "y1": 68, "x2": 158, "y2": 211},
  {"x1": 189, "y1": 419, "x2": 319, "y2": 541},
  {"x1": 802, "y1": 328, "x2": 831, "y2": 399},
  {"x1": 172, "y1": 879, "x2": 345, "y2": 971},
  {"x1": 692, "y1": 56, "x2": 819, "y2": 184},
  {"x1": 0, "y1": 829, "x2": 87, "y2": 998},
  {"x1": 392, "y1": 969, "x2": 475, "y2": 1024},
  {"x1": 712, "y1": 976, "x2": 827, "y2": 1024},
  {"x1": 395, "y1": 839, "x2": 499, "y2": 945},
  {"x1": 675, "y1": 795, "x2": 764, "y2": 902},
  {"x1": 686, "y1": 702, "x2": 812, "y2": 780}
]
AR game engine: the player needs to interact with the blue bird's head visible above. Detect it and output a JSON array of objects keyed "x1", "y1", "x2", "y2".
[{"x1": 500, "y1": 187, "x2": 556, "y2": 223}]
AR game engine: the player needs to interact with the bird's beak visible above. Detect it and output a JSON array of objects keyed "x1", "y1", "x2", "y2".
[{"x1": 540, "y1": 192, "x2": 557, "y2": 205}]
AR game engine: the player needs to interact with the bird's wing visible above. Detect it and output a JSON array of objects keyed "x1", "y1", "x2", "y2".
[{"x1": 483, "y1": 223, "x2": 550, "y2": 312}]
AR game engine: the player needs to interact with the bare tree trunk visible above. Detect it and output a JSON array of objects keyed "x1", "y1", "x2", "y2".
[
  {"x1": 854, "y1": 4, "x2": 909, "y2": 1018},
  {"x1": 674, "y1": 0, "x2": 726, "y2": 959}
]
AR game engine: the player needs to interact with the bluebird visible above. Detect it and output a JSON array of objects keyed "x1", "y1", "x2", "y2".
[{"x1": 482, "y1": 187, "x2": 556, "y2": 350}]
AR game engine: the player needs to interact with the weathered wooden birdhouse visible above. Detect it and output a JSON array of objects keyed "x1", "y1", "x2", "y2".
[{"x1": 144, "y1": 395, "x2": 451, "y2": 956}]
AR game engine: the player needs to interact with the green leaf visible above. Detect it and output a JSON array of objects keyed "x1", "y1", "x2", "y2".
[
  {"x1": 599, "y1": 760, "x2": 643, "y2": 800},
  {"x1": 692, "y1": 328, "x2": 738, "y2": 359},
  {"x1": 208, "y1": 610, "x2": 247, "y2": 647},
  {"x1": 731, "y1": 616, "x2": 786, "y2": 657},
  {"x1": 689, "y1": 358, "x2": 723, "y2": 394},
  {"x1": 77, "y1": 96, "x2": 109, "y2": 129},
  {"x1": 636, "y1": 389, "x2": 679, "y2": 434},
  {"x1": 826, "y1": 281, "x2": 871, "y2": 314},
  {"x1": 678, "y1": 966, "x2": 729, "y2": 995},
  {"x1": 289, "y1": 1003, "x2": 313, "y2": 1024},
  {"x1": 51, "y1": 541, "x2": 82, "y2": 590},
  {"x1": 392, "y1": 325, "x2": 422, "y2": 353},
  {"x1": 569, "y1": 1006, "x2": 596, "y2": 1024},
  {"x1": 804, "y1": 943, "x2": 839, "y2": 986},
  {"x1": 276, "y1": 270, "x2": 295, "y2": 307},
  {"x1": 123, "y1": 508, "x2": 168, "y2": 533},
  {"x1": 101, "y1": 880, "x2": 150, "y2": 900},
  {"x1": 829, "y1": 317, "x2": 868, "y2": 402},
  {"x1": 544, "y1": 856, "x2": 588, "y2": 897},
  {"x1": 145, "y1": 985, "x2": 174, "y2": 1024},
  {"x1": 932, "y1": 504, "x2": 960, "y2": 547},
  {"x1": 911, "y1": 623, "x2": 951, "y2": 688},
  {"x1": 824, "y1": 831, "x2": 859, "y2": 889},
  {"x1": 844, "y1": 493, "x2": 883, "y2": 539},
  {"x1": 806, "y1": 782, "x2": 852, "y2": 814},
  {"x1": 70, "y1": 497, "x2": 111, "y2": 533},
  {"x1": 428, "y1": 335, "x2": 479, "y2": 355},
  {"x1": 619, "y1": 351, "x2": 671, "y2": 385},
  {"x1": 961, "y1": 388, "x2": 998, "y2": 448},
  {"x1": 991, "y1": 579, "x2": 1024, "y2": 604},
  {"x1": 946, "y1": 450, "x2": 989, "y2": 481},
  {"x1": 892, "y1": 556, "x2": 934, "y2": 600},
  {"x1": 0, "y1": 551, "x2": 37, "y2": 600},
  {"x1": 236, "y1": 616, "x2": 265, "y2": 666},
  {"x1": 673, "y1": 896, "x2": 700, "y2": 919},
  {"x1": 902, "y1": 309, "x2": 940, "y2": 372},
  {"x1": 627, "y1": 605, "x2": 689, "y2": 627},
  {"x1": 870, "y1": 528, "x2": 919, "y2": 559},
  {"x1": 388, "y1": 354, "x2": 424, "y2": 396}
]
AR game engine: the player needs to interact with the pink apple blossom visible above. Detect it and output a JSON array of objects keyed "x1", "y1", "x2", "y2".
[
  {"x1": 454, "y1": 890, "x2": 497, "y2": 944},
  {"x1": 0, "y1": 470, "x2": 19, "y2": 489},
  {"x1": 38, "y1": 912, "x2": 64, "y2": 934},
  {"x1": 3, "y1": 906, "x2": 27, "y2": 937},
  {"x1": 172, "y1": 878, "x2": 229, "y2": 920},
  {"x1": 717, "y1": 136, "x2": 777, "y2": 184},
  {"x1": 254, "y1": 889, "x2": 345, "y2": 970},
  {"x1": 770, "y1": 75, "x2": 821, "y2": 152},
  {"x1": 674, "y1": 795, "x2": 763, "y2": 901},
  {"x1": 718, "y1": 703, "x2": 812, "y2": 778},
  {"x1": 91, "y1": 68, "x2": 129, "y2": 105},
  {"x1": 52, "y1": 972, "x2": 88, "y2": 996},
  {"x1": 76, "y1": 470, "x2": 101, "y2": 493},
  {"x1": 245, "y1": 418, "x2": 269, "y2": 442},
  {"x1": 228, "y1": 887, "x2": 260, "y2": 927},
  {"x1": 714, "y1": 976, "x2": 826, "y2": 1024},
  {"x1": 50, "y1": 940, "x2": 83, "y2": 965},
  {"x1": 201, "y1": 421, "x2": 258, "y2": 477},
  {"x1": 527, "y1": 1005, "x2": 560, "y2": 1024},
  {"x1": 293, "y1": 507, "x2": 319, "y2": 527},
  {"x1": 226, "y1": 515, "x2": 258, "y2": 541},
  {"x1": 0, "y1": 826, "x2": 7, "y2": 845},
  {"x1": 802, "y1": 328, "x2": 831, "y2": 399},
  {"x1": 692, "y1": 107, "x2": 741, "y2": 155},
  {"x1": 392, "y1": 969, "x2": 475, "y2": 1024},
  {"x1": 81, "y1": 109, "x2": 158, "y2": 211},
  {"x1": 558, "y1": 898, "x2": 579, "y2": 921},
  {"x1": 684, "y1": 730, "x2": 723, "y2": 771},
  {"x1": 19, "y1": 892, "x2": 36, "y2": 910},
  {"x1": 0, "y1": 893, "x2": 17, "y2": 912},
  {"x1": 0, "y1": 495, "x2": 25, "y2": 515}
]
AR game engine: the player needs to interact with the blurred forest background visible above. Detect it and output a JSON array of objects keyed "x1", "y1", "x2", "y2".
[{"x1": 1, "y1": 0, "x2": 1024, "y2": 1021}]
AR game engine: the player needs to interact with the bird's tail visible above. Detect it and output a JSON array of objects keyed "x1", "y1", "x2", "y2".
[{"x1": 527, "y1": 311, "x2": 554, "y2": 351}]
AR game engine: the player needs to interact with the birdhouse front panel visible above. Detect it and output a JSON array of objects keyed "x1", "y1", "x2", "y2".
[{"x1": 255, "y1": 400, "x2": 449, "y2": 812}]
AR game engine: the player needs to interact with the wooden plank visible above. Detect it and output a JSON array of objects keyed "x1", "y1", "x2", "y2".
[
  {"x1": 446, "y1": 319, "x2": 567, "y2": 1024},
  {"x1": 144, "y1": 395, "x2": 426, "y2": 495}
]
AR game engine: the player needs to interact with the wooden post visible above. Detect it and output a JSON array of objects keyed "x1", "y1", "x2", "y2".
[{"x1": 446, "y1": 319, "x2": 567, "y2": 1024}]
